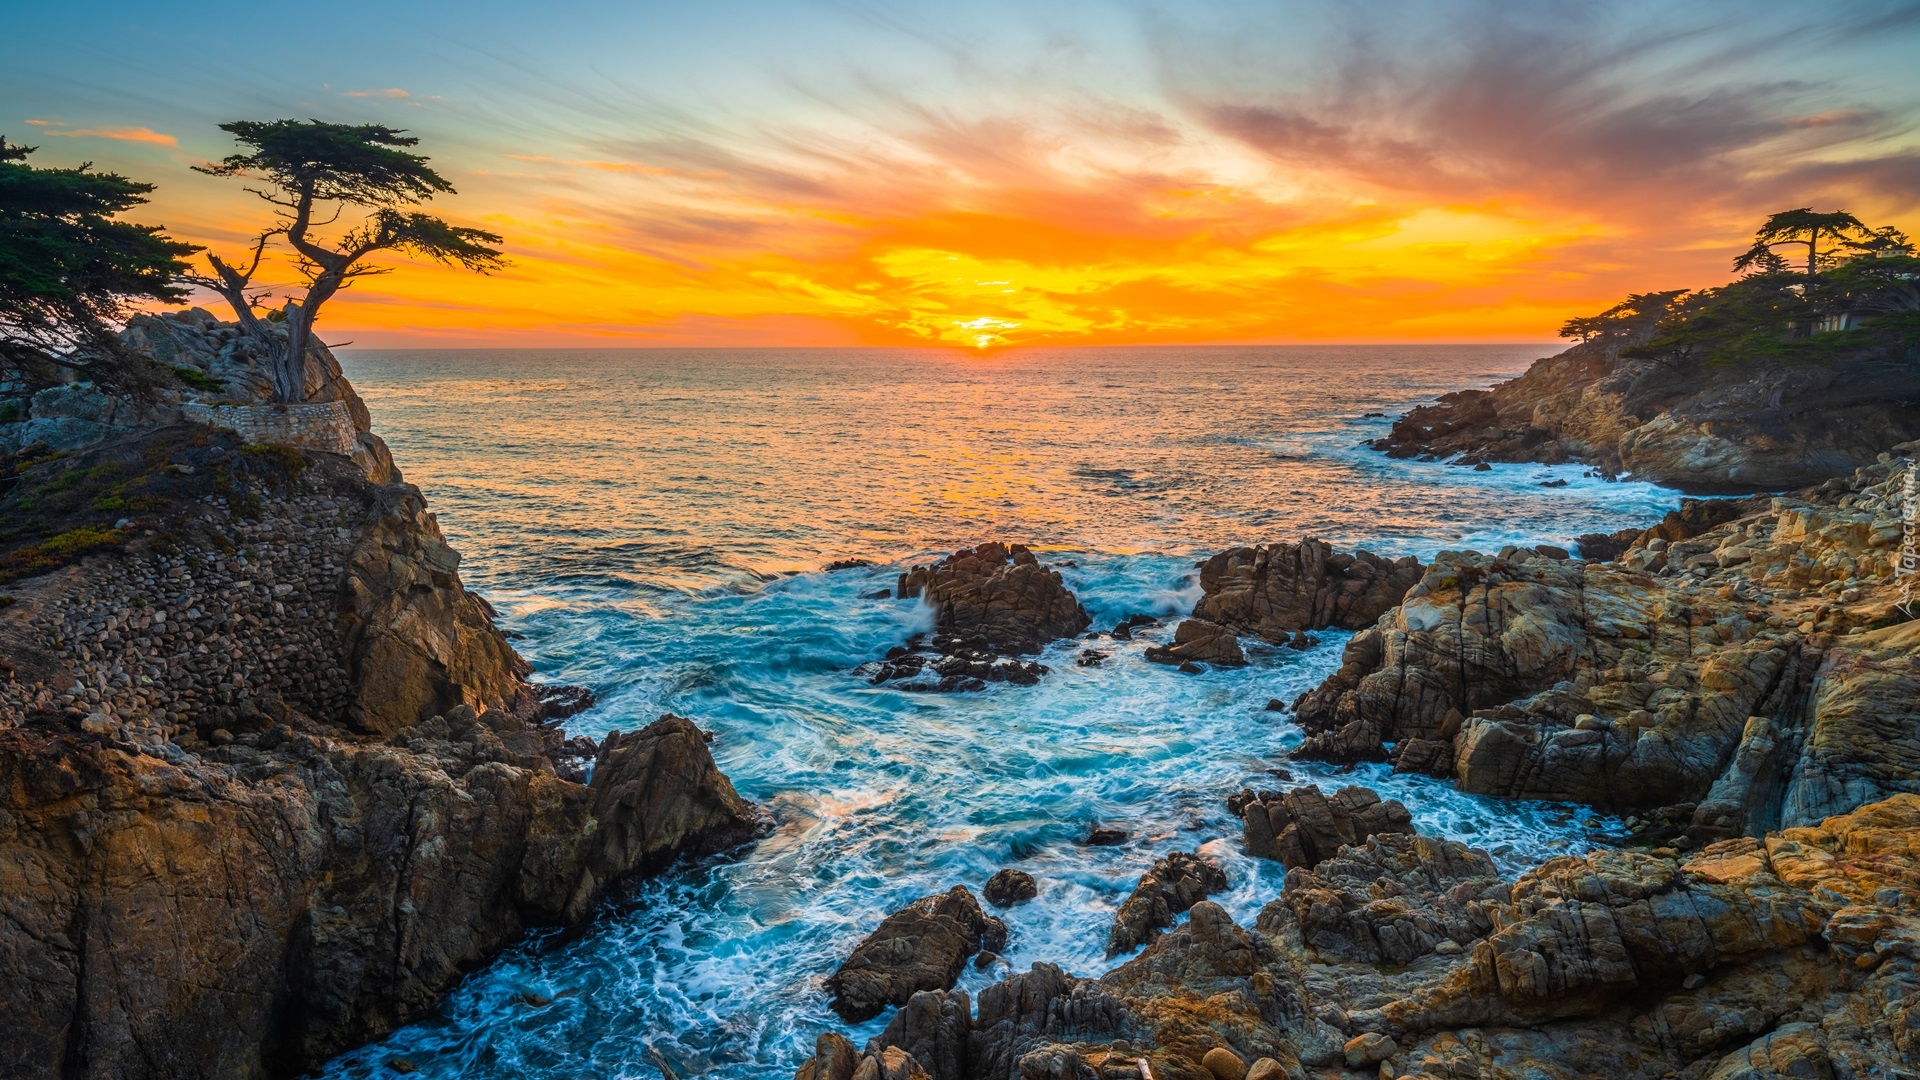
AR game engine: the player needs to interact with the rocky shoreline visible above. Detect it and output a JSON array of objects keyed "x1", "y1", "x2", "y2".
[
  {"x1": 1370, "y1": 336, "x2": 1920, "y2": 492},
  {"x1": 4, "y1": 313, "x2": 1919, "y2": 1080},
  {"x1": 787, "y1": 419, "x2": 1919, "y2": 1074},
  {"x1": 0, "y1": 316, "x2": 768, "y2": 1078}
]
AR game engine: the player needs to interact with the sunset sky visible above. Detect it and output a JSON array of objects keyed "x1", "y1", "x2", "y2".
[{"x1": 10, "y1": 0, "x2": 1920, "y2": 348}]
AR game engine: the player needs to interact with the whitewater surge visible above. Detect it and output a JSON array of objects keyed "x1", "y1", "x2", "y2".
[{"x1": 318, "y1": 346, "x2": 1679, "y2": 1078}]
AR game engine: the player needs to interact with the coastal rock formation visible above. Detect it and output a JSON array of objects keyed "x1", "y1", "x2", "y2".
[
  {"x1": 1230, "y1": 784, "x2": 1413, "y2": 869},
  {"x1": 1, "y1": 308, "x2": 397, "y2": 481},
  {"x1": 1291, "y1": 450, "x2": 1920, "y2": 832},
  {"x1": 1106, "y1": 851, "x2": 1229, "y2": 956},
  {"x1": 797, "y1": 795, "x2": 1920, "y2": 1080},
  {"x1": 857, "y1": 635, "x2": 1051, "y2": 693},
  {"x1": 983, "y1": 868, "x2": 1038, "y2": 908},
  {"x1": 825, "y1": 886, "x2": 1008, "y2": 1022},
  {"x1": 1371, "y1": 336, "x2": 1920, "y2": 491},
  {"x1": 0, "y1": 364, "x2": 761, "y2": 1074},
  {"x1": 896, "y1": 543, "x2": 1090, "y2": 654},
  {"x1": 1143, "y1": 618, "x2": 1246, "y2": 668},
  {"x1": 0, "y1": 703, "x2": 757, "y2": 1078},
  {"x1": 1192, "y1": 540, "x2": 1424, "y2": 640}
]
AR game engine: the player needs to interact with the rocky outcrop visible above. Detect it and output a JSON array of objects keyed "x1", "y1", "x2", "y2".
[
  {"x1": 796, "y1": 795, "x2": 1920, "y2": 1080},
  {"x1": 1192, "y1": 541, "x2": 1423, "y2": 640},
  {"x1": 896, "y1": 543, "x2": 1090, "y2": 654},
  {"x1": 1230, "y1": 785, "x2": 1413, "y2": 869},
  {"x1": 1143, "y1": 618, "x2": 1246, "y2": 668},
  {"x1": 0, "y1": 376, "x2": 761, "y2": 1076},
  {"x1": 3, "y1": 309, "x2": 397, "y2": 482},
  {"x1": 1372, "y1": 336, "x2": 1920, "y2": 491},
  {"x1": 1106, "y1": 851, "x2": 1229, "y2": 957},
  {"x1": 983, "y1": 868, "x2": 1038, "y2": 908},
  {"x1": 826, "y1": 886, "x2": 1008, "y2": 1022},
  {"x1": 0, "y1": 710, "x2": 757, "y2": 1079},
  {"x1": 1291, "y1": 451, "x2": 1920, "y2": 832}
]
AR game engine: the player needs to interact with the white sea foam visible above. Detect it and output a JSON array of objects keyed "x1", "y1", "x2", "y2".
[{"x1": 317, "y1": 346, "x2": 1664, "y2": 1078}]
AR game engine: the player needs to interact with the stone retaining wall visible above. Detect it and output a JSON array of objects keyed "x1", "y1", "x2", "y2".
[{"x1": 181, "y1": 400, "x2": 358, "y2": 456}]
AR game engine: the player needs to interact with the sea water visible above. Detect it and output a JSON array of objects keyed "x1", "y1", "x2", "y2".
[{"x1": 318, "y1": 346, "x2": 1679, "y2": 1079}]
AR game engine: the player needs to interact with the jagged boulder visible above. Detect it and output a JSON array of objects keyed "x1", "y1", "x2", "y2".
[
  {"x1": 1106, "y1": 851, "x2": 1228, "y2": 956},
  {"x1": 1191, "y1": 540, "x2": 1422, "y2": 641},
  {"x1": 793, "y1": 796, "x2": 1920, "y2": 1080},
  {"x1": 984, "y1": 869, "x2": 1038, "y2": 908},
  {"x1": 826, "y1": 887, "x2": 1008, "y2": 1022},
  {"x1": 897, "y1": 543, "x2": 1090, "y2": 654},
  {"x1": 1231, "y1": 785, "x2": 1413, "y2": 868},
  {"x1": 1143, "y1": 618, "x2": 1246, "y2": 667},
  {"x1": 0, "y1": 711, "x2": 760, "y2": 1079},
  {"x1": 1291, "y1": 454, "x2": 1920, "y2": 825}
]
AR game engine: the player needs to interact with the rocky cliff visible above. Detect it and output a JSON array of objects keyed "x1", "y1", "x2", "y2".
[
  {"x1": 796, "y1": 795, "x2": 1920, "y2": 1080},
  {"x1": 1373, "y1": 336, "x2": 1920, "y2": 491},
  {"x1": 0, "y1": 318, "x2": 762, "y2": 1079},
  {"x1": 1290, "y1": 449, "x2": 1919, "y2": 843}
]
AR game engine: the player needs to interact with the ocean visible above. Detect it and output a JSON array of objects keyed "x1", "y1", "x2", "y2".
[{"x1": 319, "y1": 345, "x2": 1681, "y2": 1079}]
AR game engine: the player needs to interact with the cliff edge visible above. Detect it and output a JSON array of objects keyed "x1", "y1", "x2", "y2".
[
  {"x1": 1374, "y1": 336, "x2": 1920, "y2": 491},
  {"x1": 0, "y1": 317, "x2": 763, "y2": 1079}
]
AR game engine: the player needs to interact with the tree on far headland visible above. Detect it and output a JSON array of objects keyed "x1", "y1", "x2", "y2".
[
  {"x1": 0, "y1": 138, "x2": 200, "y2": 400},
  {"x1": 1731, "y1": 208, "x2": 1871, "y2": 279},
  {"x1": 193, "y1": 120, "x2": 504, "y2": 402},
  {"x1": 1560, "y1": 209, "x2": 1917, "y2": 368}
]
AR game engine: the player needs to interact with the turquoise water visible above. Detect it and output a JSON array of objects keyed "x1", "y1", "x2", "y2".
[{"x1": 320, "y1": 346, "x2": 1679, "y2": 1078}]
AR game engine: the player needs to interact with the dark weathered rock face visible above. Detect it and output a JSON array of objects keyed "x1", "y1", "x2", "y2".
[
  {"x1": 1372, "y1": 336, "x2": 1920, "y2": 491},
  {"x1": 797, "y1": 796, "x2": 1920, "y2": 1080},
  {"x1": 1192, "y1": 541, "x2": 1422, "y2": 641},
  {"x1": 340, "y1": 481, "x2": 533, "y2": 737},
  {"x1": 0, "y1": 407, "x2": 761, "y2": 1075},
  {"x1": 897, "y1": 543, "x2": 1090, "y2": 654},
  {"x1": 0, "y1": 712, "x2": 756, "y2": 1079},
  {"x1": 826, "y1": 886, "x2": 1008, "y2": 1023},
  {"x1": 1143, "y1": 618, "x2": 1246, "y2": 668},
  {"x1": 1232, "y1": 785, "x2": 1413, "y2": 869},
  {"x1": 1290, "y1": 452, "x2": 1920, "y2": 827},
  {"x1": 983, "y1": 868, "x2": 1038, "y2": 908},
  {"x1": 2, "y1": 309, "x2": 399, "y2": 482},
  {"x1": 1106, "y1": 851, "x2": 1229, "y2": 957}
]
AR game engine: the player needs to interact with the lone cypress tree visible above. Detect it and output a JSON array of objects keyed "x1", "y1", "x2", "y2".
[
  {"x1": 0, "y1": 138, "x2": 199, "y2": 398},
  {"x1": 193, "y1": 120, "x2": 504, "y2": 402}
]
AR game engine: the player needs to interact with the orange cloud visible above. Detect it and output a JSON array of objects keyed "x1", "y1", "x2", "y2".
[
  {"x1": 138, "y1": 6, "x2": 1920, "y2": 349},
  {"x1": 25, "y1": 121, "x2": 177, "y2": 146}
]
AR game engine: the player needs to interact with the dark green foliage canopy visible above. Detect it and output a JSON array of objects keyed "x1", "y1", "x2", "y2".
[
  {"x1": 1564, "y1": 210, "x2": 1918, "y2": 370},
  {"x1": 1732, "y1": 208, "x2": 1872, "y2": 278},
  {"x1": 196, "y1": 120, "x2": 455, "y2": 206},
  {"x1": 0, "y1": 139, "x2": 199, "y2": 398}
]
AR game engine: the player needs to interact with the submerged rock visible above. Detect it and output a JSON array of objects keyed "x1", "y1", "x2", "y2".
[
  {"x1": 1231, "y1": 784, "x2": 1413, "y2": 869},
  {"x1": 1106, "y1": 850, "x2": 1229, "y2": 956},
  {"x1": 825, "y1": 886, "x2": 1008, "y2": 1023},
  {"x1": 1191, "y1": 540, "x2": 1422, "y2": 640}
]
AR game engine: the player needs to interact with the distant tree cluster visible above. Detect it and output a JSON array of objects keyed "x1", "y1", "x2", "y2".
[
  {"x1": 1562, "y1": 208, "x2": 1918, "y2": 368},
  {"x1": 0, "y1": 120, "x2": 500, "y2": 407}
]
